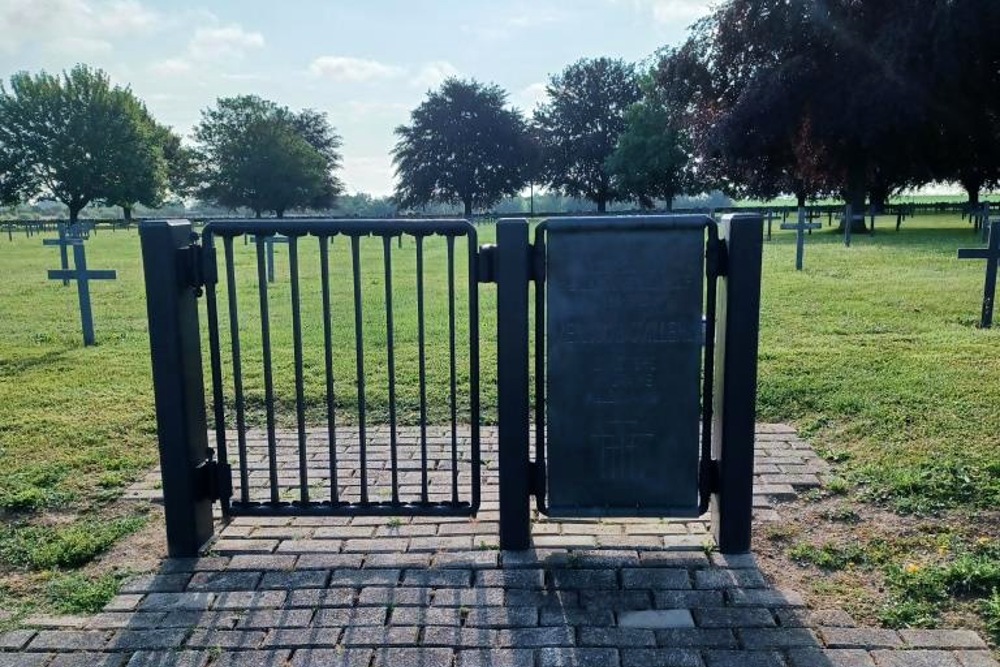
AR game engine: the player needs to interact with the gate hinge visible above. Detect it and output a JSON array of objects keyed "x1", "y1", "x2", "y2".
[
  {"x1": 528, "y1": 459, "x2": 546, "y2": 499},
  {"x1": 707, "y1": 237, "x2": 729, "y2": 278},
  {"x1": 178, "y1": 241, "x2": 216, "y2": 292},
  {"x1": 195, "y1": 458, "x2": 232, "y2": 502},
  {"x1": 477, "y1": 244, "x2": 497, "y2": 283}
]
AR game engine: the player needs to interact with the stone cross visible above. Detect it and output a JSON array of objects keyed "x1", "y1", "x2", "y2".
[
  {"x1": 48, "y1": 242, "x2": 117, "y2": 346},
  {"x1": 251, "y1": 234, "x2": 289, "y2": 283},
  {"x1": 780, "y1": 207, "x2": 821, "y2": 271},
  {"x1": 958, "y1": 220, "x2": 1000, "y2": 328}
]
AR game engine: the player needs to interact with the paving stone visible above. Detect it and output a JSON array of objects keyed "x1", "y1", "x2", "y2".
[
  {"x1": 226, "y1": 555, "x2": 297, "y2": 570},
  {"x1": 104, "y1": 595, "x2": 144, "y2": 612},
  {"x1": 213, "y1": 539, "x2": 278, "y2": 554},
  {"x1": 139, "y1": 593, "x2": 215, "y2": 612},
  {"x1": 694, "y1": 569, "x2": 767, "y2": 589},
  {"x1": 0, "y1": 629, "x2": 35, "y2": 649},
  {"x1": 432, "y1": 587, "x2": 506, "y2": 607},
  {"x1": 287, "y1": 648, "x2": 373, "y2": 667},
  {"x1": 285, "y1": 588, "x2": 354, "y2": 608},
  {"x1": 339, "y1": 626, "x2": 420, "y2": 647},
  {"x1": 0, "y1": 655, "x2": 52, "y2": 667},
  {"x1": 159, "y1": 611, "x2": 240, "y2": 629},
  {"x1": 637, "y1": 552, "x2": 710, "y2": 568},
  {"x1": 387, "y1": 607, "x2": 462, "y2": 626},
  {"x1": 578, "y1": 627, "x2": 655, "y2": 647},
  {"x1": 619, "y1": 610, "x2": 694, "y2": 629},
  {"x1": 362, "y1": 553, "x2": 431, "y2": 569},
  {"x1": 187, "y1": 571, "x2": 262, "y2": 591},
  {"x1": 899, "y1": 629, "x2": 986, "y2": 649},
  {"x1": 212, "y1": 590, "x2": 287, "y2": 610},
  {"x1": 619, "y1": 648, "x2": 702, "y2": 667},
  {"x1": 821, "y1": 628, "x2": 903, "y2": 649},
  {"x1": 654, "y1": 628, "x2": 738, "y2": 648},
  {"x1": 401, "y1": 569, "x2": 473, "y2": 587},
  {"x1": 621, "y1": 568, "x2": 691, "y2": 590},
  {"x1": 107, "y1": 629, "x2": 188, "y2": 650},
  {"x1": 549, "y1": 569, "x2": 618, "y2": 590},
  {"x1": 120, "y1": 575, "x2": 192, "y2": 594},
  {"x1": 160, "y1": 558, "x2": 230, "y2": 573},
  {"x1": 259, "y1": 570, "x2": 329, "y2": 589},
  {"x1": 787, "y1": 648, "x2": 875, "y2": 667},
  {"x1": 703, "y1": 650, "x2": 785, "y2": 667},
  {"x1": 432, "y1": 552, "x2": 500, "y2": 569},
  {"x1": 653, "y1": 590, "x2": 725, "y2": 609},
  {"x1": 327, "y1": 569, "x2": 400, "y2": 586},
  {"x1": 727, "y1": 588, "x2": 805, "y2": 607},
  {"x1": 693, "y1": 608, "x2": 775, "y2": 628},
  {"x1": 464, "y1": 606, "x2": 538, "y2": 628},
  {"x1": 28, "y1": 630, "x2": 109, "y2": 651},
  {"x1": 507, "y1": 589, "x2": 580, "y2": 609},
  {"x1": 579, "y1": 591, "x2": 654, "y2": 611},
  {"x1": 476, "y1": 569, "x2": 545, "y2": 589},
  {"x1": 776, "y1": 609, "x2": 856, "y2": 628},
  {"x1": 313, "y1": 607, "x2": 386, "y2": 627},
  {"x1": 49, "y1": 654, "x2": 127, "y2": 667},
  {"x1": 740, "y1": 627, "x2": 818, "y2": 649},
  {"x1": 422, "y1": 626, "x2": 497, "y2": 648},
  {"x1": 541, "y1": 609, "x2": 615, "y2": 627},
  {"x1": 186, "y1": 629, "x2": 266, "y2": 649},
  {"x1": 260, "y1": 628, "x2": 341, "y2": 648},
  {"x1": 497, "y1": 627, "x2": 576, "y2": 648},
  {"x1": 294, "y1": 554, "x2": 365, "y2": 569},
  {"x1": 211, "y1": 650, "x2": 293, "y2": 667},
  {"x1": 956, "y1": 651, "x2": 1000, "y2": 667},
  {"x1": 457, "y1": 649, "x2": 534, "y2": 667},
  {"x1": 125, "y1": 653, "x2": 209, "y2": 667},
  {"x1": 870, "y1": 650, "x2": 962, "y2": 667},
  {"x1": 236, "y1": 609, "x2": 315, "y2": 629},
  {"x1": 372, "y1": 648, "x2": 454, "y2": 667},
  {"x1": 356, "y1": 587, "x2": 431, "y2": 606},
  {"x1": 538, "y1": 647, "x2": 621, "y2": 667},
  {"x1": 87, "y1": 613, "x2": 166, "y2": 630}
]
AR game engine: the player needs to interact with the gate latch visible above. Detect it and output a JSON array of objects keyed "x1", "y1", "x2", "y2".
[
  {"x1": 194, "y1": 458, "x2": 232, "y2": 502},
  {"x1": 178, "y1": 241, "x2": 217, "y2": 293}
]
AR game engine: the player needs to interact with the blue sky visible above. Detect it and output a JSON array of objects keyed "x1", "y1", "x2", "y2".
[{"x1": 0, "y1": 0, "x2": 712, "y2": 195}]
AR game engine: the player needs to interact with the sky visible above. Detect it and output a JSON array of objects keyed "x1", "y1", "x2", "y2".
[{"x1": 0, "y1": 0, "x2": 713, "y2": 196}]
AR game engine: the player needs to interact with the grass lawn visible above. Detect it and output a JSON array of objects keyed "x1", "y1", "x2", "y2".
[{"x1": 1, "y1": 213, "x2": 999, "y2": 634}]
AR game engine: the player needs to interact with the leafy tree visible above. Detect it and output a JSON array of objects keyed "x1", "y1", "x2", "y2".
[
  {"x1": 193, "y1": 95, "x2": 343, "y2": 217},
  {"x1": 534, "y1": 58, "x2": 641, "y2": 212},
  {"x1": 392, "y1": 78, "x2": 530, "y2": 216},
  {"x1": 0, "y1": 65, "x2": 164, "y2": 225},
  {"x1": 103, "y1": 98, "x2": 168, "y2": 220},
  {"x1": 607, "y1": 79, "x2": 692, "y2": 210},
  {"x1": 0, "y1": 134, "x2": 35, "y2": 207},
  {"x1": 154, "y1": 123, "x2": 198, "y2": 204}
]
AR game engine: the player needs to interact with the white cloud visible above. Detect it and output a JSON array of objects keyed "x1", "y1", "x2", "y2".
[
  {"x1": 149, "y1": 58, "x2": 192, "y2": 77},
  {"x1": 309, "y1": 56, "x2": 403, "y2": 83},
  {"x1": 188, "y1": 24, "x2": 264, "y2": 61},
  {"x1": 410, "y1": 61, "x2": 460, "y2": 89},
  {"x1": 616, "y1": 0, "x2": 712, "y2": 25},
  {"x1": 0, "y1": 0, "x2": 160, "y2": 54},
  {"x1": 513, "y1": 82, "x2": 548, "y2": 112},
  {"x1": 45, "y1": 36, "x2": 113, "y2": 56}
]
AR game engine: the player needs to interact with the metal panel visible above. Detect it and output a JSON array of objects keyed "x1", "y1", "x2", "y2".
[{"x1": 545, "y1": 218, "x2": 705, "y2": 516}]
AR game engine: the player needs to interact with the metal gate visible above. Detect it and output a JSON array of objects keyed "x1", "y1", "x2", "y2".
[{"x1": 141, "y1": 215, "x2": 763, "y2": 557}]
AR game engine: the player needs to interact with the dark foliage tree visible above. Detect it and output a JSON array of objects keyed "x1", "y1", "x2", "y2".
[
  {"x1": 194, "y1": 95, "x2": 343, "y2": 217},
  {"x1": 0, "y1": 134, "x2": 36, "y2": 207},
  {"x1": 103, "y1": 98, "x2": 168, "y2": 220},
  {"x1": 672, "y1": 0, "x2": 939, "y2": 230},
  {"x1": 534, "y1": 58, "x2": 641, "y2": 212},
  {"x1": 392, "y1": 78, "x2": 530, "y2": 216},
  {"x1": 0, "y1": 65, "x2": 164, "y2": 225}
]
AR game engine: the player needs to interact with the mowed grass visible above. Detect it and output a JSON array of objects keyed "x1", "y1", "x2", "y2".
[{"x1": 0, "y1": 213, "x2": 999, "y2": 622}]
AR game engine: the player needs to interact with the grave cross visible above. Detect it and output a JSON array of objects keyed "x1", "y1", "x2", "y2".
[
  {"x1": 47, "y1": 242, "x2": 117, "y2": 346},
  {"x1": 958, "y1": 220, "x2": 1000, "y2": 328},
  {"x1": 42, "y1": 225, "x2": 83, "y2": 286},
  {"x1": 780, "y1": 207, "x2": 822, "y2": 271},
  {"x1": 251, "y1": 234, "x2": 289, "y2": 283},
  {"x1": 765, "y1": 210, "x2": 778, "y2": 241}
]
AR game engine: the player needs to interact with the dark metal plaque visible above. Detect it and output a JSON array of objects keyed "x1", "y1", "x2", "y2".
[{"x1": 546, "y1": 221, "x2": 704, "y2": 515}]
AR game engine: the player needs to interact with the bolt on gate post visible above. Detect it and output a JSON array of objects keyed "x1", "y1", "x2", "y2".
[{"x1": 140, "y1": 219, "x2": 216, "y2": 557}]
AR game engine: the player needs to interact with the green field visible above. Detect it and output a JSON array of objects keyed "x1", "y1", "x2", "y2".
[{"x1": 1, "y1": 213, "x2": 999, "y2": 629}]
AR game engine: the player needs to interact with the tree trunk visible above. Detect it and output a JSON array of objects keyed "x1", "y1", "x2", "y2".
[
  {"x1": 840, "y1": 165, "x2": 869, "y2": 233},
  {"x1": 122, "y1": 205, "x2": 133, "y2": 221},
  {"x1": 277, "y1": 209, "x2": 285, "y2": 219},
  {"x1": 665, "y1": 193, "x2": 674, "y2": 212},
  {"x1": 529, "y1": 183, "x2": 535, "y2": 217},
  {"x1": 463, "y1": 199, "x2": 473, "y2": 217},
  {"x1": 962, "y1": 175, "x2": 983, "y2": 207},
  {"x1": 254, "y1": 209, "x2": 262, "y2": 219},
  {"x1": 597, "y1": 198, "x2": 607, "y2": 213},
  {"x1": 869, "y1": 186, "x2": 888, "y2": 214},
  {"x1": 796, "y1": 191, "x2": 807, "y2": 209}
]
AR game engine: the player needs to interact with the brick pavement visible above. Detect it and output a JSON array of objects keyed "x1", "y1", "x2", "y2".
[{"x1": 4, "y1": 424, "x2": 994, "y2": 667}]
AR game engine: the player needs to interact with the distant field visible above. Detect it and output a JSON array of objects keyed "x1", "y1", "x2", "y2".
[{"x1": 1, "y1": 213, "x2": 999, "y2": 626}]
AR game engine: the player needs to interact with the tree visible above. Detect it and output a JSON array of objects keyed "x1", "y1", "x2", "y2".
[
  {"x1": 0, "y1": 134, "x2": 35, "y2": 207},
  {"x1": 103, "y1": 98, "x2": 168, "y2": 220},
  {"x1": 606, "y1": 78, "x2": 692, "y2": 210},
  {"x1": 534, "y1": 58, "x2": 641, "y2": 212},
  {"x1": 193, "y1": 95, "x2": 343, "y2": 217},
  {"x1": 0, "y1": 65, "x2": 165, "y2": 225},
  {"x1": 154, "y1": 123, "x2": 198, "y2": 204},
  {"x1": 671, "y1": 0, "x2": 939, "y2": 231},
  {"x1": 392, "y1": 78, "x2": 530, "y2": 216}
]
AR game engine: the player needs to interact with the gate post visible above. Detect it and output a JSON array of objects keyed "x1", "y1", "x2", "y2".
[
  {"x1": 712, "y1": 214, "x2": 764, "y2": 554},
  {"x1": 140, "y1": 220, "x2": 215, "y2": 557},
  {"x1": 496, "y1": 219, "x2": 532, "y2": 550}
]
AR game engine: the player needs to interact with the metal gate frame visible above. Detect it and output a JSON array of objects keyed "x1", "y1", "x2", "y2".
[{"x1": 140, "y1": 214, "x2": 763, "y2": 557}]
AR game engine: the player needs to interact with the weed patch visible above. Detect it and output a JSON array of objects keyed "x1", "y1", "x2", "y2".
[
  {"x1": 45, "y1": 572, "x2": 124, "y2": 614},
  {"x1": 0, "y1": 515, "x2": 146, "y2": 570}
]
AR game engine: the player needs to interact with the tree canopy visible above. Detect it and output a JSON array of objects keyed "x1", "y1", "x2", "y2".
[
  {"x1": 0, "y1": 65, "x2": 166, "y2": 224},
  {"x1": 392, "y1": 78, "x2": 530, "y2": 216},
  {"x1": 193, "y1": 95, "x2": 343, "y2": 217},
  {"x1": 534, "y1": 57, "x2": 642, "y2": 212}
]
